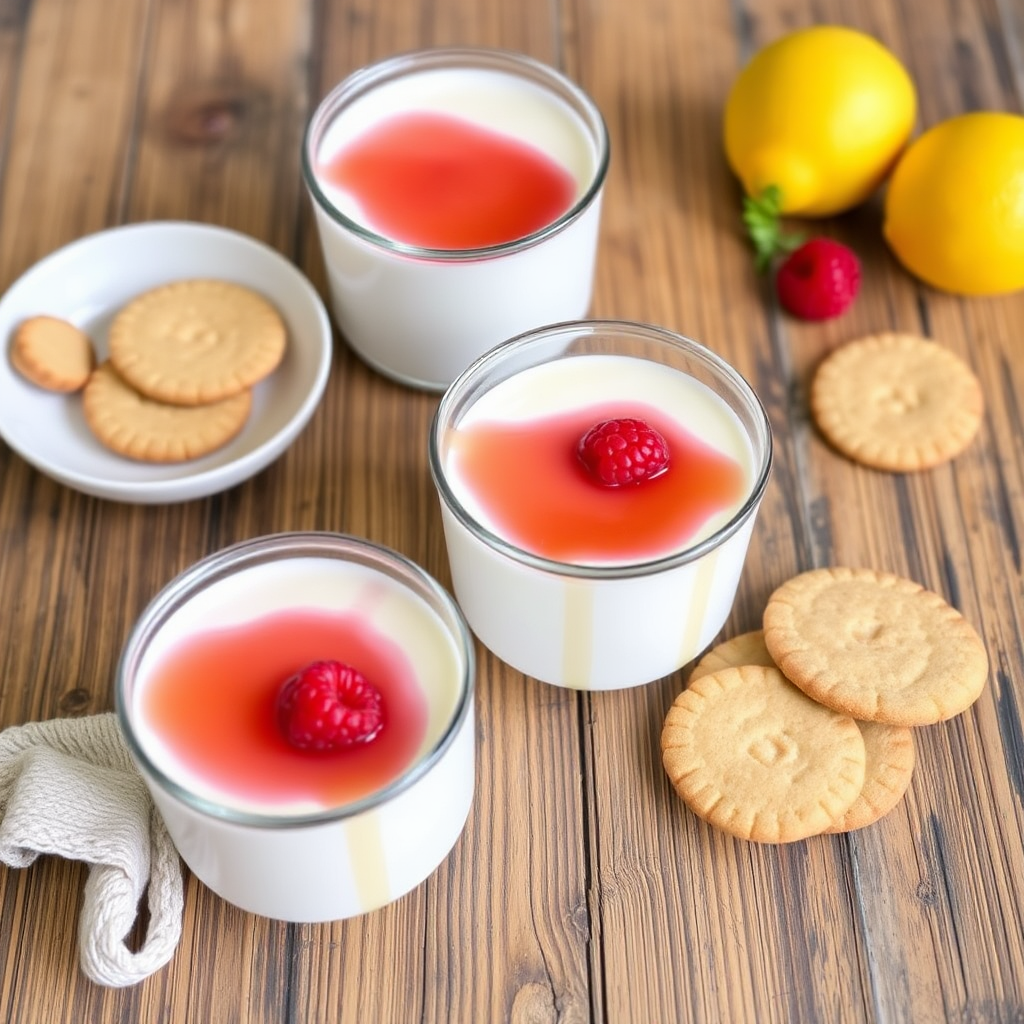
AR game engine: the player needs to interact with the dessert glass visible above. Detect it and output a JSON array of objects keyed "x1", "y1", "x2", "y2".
[
  {"x1": 428, "y1": 320, "x2": 773, "y2": 690},
  {"x1": 301, "y1": 47, "x2": 609, "y2": 391},
  {"x1": 116, "y1": 532, "x2": 475, "y2": 922}
]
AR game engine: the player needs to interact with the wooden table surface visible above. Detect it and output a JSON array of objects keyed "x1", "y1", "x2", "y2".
[{"x1": 2, "y1": 0, "x2": 1023, "y2": 1020}]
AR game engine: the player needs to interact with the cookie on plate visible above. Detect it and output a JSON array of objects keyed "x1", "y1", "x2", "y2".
[
  {"x1": 9, "y1": 315, "x2": 95, "y2": 392},
  {"x1": 108, "y1": 279, "x2": 286, "y2": 405},
  {"x1": 661, "y1": 664, "x2": 866, "y2": 843},
  {"x1": 688, "y1": 629, "x2": 776, "y2": 683},
  {"x1": 83, "y1": 361, "x2": 252, "y2": 463},
  {"x1": 825, "y1": 721, "x2": 916, "y2": 833},
  {"x1": 763, "y1": 566, "x2": 988, "y2": 726},
  {"x1": 810, "y1": 332, "x2": 983, "y2": 471}
]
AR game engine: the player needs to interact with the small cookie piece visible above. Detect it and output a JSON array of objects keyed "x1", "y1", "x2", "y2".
[
  {"x1": 688, "y1": 629, "x2": 775, "y2": 683},
  {"x1": 810, "y1": 332, "x2": 983, "y2": 471},
  {"x1": 83, "y1": 361, "x2": 251, "y2": 463},
  {"x1": 109, "y1": 279, "x2": 286, "y2": 405},
  {"x1": 763, "y1": 567, "x2": 988, "y2": 726},
  {"x1": 661, "y1": 665, "x2": 866, "y2": 843},
  {"x1": 825, "y1": 722, "x2": 916, "y2": 833},
  {"x1": 9, "y1": 315, "x2": 95, "y2": 392}
]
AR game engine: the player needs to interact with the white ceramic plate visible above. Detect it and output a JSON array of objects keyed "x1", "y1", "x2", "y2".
[{"x1": 0, "y1": 221, "x2": 332, "y2": 503}]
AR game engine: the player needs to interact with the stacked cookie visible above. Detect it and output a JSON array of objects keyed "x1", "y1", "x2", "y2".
[
  {"x1": 9, "y1": 279, "x2": 287, "y2": 463},
  {"x1": 661, "y1": 567, "x2": 989, "y2": 843}
]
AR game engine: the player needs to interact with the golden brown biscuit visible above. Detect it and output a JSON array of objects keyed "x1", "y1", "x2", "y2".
[
  {"x1": 825, "y1": 721, "x2": 915, "y2": 833},
  {"x1": 82, "y1": 361, "x2": 251, "y2": 463},
  {"x1": 108, "y1": 279, "x2": 286, "y2": 405},
  {"x1": 688, "y1": 629, "x2": 775, "y2": 683},
  {"x1": 661, "y1": 665, "x2": 866, "y2": 843},
  {"x1": 9, "y1": 315, "x2": 95, "y2": 392},
  {"x1": 763, "y1": 567, "x2": 988, "y2": 726},
  {"x1": 810, "y1": 332, "x2": 983, "y2": 471}
]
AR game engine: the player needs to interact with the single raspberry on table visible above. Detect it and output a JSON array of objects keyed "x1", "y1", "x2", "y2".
[
  {"x1": 577, "y1": 417, "x2": 670, "y2": 487},
  {"x1": 775, "y1": 237, "x2": 861, "y2": 320},
  {"x1": 276, "y1": 660, "x2": 384, "y2": 752},
  {"x1": 742, "y1": 187, "x2": 860, "y2": 320}
]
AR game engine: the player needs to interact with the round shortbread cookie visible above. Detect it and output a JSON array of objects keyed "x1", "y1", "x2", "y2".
[
  {"x1": 661, "y1": 665, "x2": 866, "y2": 843},
  {"x1": 108, "y1": 279, "x2": 286, "y2": 405},
  {"x1": 763, "y1": 567, "x2": 988, "y2": 726},
  {"x1": 688, "y1": 629, "x2": 775, "y2": 683},
  {"x1": 10, "y1": 315, "x2": 95, "y2": 392},
  {"x1": 825, "y1": 721, "x2": 915, "y2": 833},
  {"x1": 83, "y1": 361, "x2": 252, "y2": 463},
  {"x1": 810, "y1": 332, "x2": 983, "y2": 471}
]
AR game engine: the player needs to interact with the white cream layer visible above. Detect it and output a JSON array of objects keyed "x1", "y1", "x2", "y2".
[
  {"x1": 315, "y1": 65, "x2": 600, "y2": 230},
  {"x1": 130, "y1": 556, "x2": 465, "y2": 816},
  {"x1": 444, "y1": 353, "x2": 756, "y2": 563}
]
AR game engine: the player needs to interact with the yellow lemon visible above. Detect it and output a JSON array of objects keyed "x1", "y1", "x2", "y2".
[
  {"x1": 724, "y1": 25, "x2": 917, "y2": 217},
  {"x1": 883, "y1": 112, "x2": 1024, "y2": 295}
]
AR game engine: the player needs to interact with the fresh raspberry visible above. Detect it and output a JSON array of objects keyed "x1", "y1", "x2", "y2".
[
  {"x1": 276, "y1": 660, "x2": 384, "y2": 752},
  {"x1": 775, "y1": 238, "x2": 861, "y2": 320},
  {"x1": 577, "y1": 417, "x2": 670, "y2": 487}
]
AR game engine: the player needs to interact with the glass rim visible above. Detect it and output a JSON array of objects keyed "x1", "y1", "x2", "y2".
[
  {"x1": 115, "y1": 531, "x2": 476, "y2": 830},
  {"x1": 300, "y1": 46, "x2": 611, "y2": 261},
  {"x1": 428, "y1": 319, "x2": 774, "y2": 580}
]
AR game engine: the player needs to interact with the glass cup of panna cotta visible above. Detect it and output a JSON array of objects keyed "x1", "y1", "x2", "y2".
[
  {"x1": 428, "y1": 320, "x2": 773, "y2": 691},
  {"x1": 115, "y1": 533, "x2": 475, "y2": 923},
  {"x1": 301, "y1": 48, "x2": 609, "y2": 391}
]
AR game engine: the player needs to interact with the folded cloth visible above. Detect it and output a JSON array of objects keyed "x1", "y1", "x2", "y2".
[{"x1": 0, "y1": 713, "x2": 183, "y2": 987}]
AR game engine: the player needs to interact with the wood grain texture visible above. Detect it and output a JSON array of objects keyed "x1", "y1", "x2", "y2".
[{"x1": 1, "y1": 0, "x2": 1023, "y2": 1020}]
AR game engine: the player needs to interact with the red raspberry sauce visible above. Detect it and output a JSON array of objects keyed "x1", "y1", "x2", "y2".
[
  {"x1": 319, "y1": 111, "x2": 577, "y2": 249},
  {"x1": 450, "y1": 404, "x2": 747, "y2": 563},
  {"x1": 141, "y1": 608, "x2": 429, "y2": 810}
]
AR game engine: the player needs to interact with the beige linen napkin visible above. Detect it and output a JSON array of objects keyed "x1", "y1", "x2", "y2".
[{"x1": 0, "y1": 713, "x2": 183, "y2": 987}]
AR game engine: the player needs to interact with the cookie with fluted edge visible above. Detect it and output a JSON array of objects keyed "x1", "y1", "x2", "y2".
[
  {"x1": 109, "y1": 279, "x2": 286, "y2": 406},
  {"x1": 763, "y1": 567, "x2": 988, "y2": 726},
  {"x1": 9, "y1": 315, "x2": 95, "y2": 392},
  {"x1": 810, "y1": 332, "x2": 983, "y2": 471},
  {"x1": 825, "y1": 721, "x2": 916, "y2": 833},
  {"x1": 661, "y1": 665, "x2": 866, "y2": 843},
  {"x1": 83, "y1": 361, "x2": 251, "y2": 463},
  {"x1": 688, "y1": 629, "x2": 775, "y2": 683},
  {"x1": 687, "y1": 627, "x2": 917, "y2": 833}
]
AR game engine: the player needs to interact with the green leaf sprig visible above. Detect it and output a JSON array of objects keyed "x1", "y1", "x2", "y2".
[{"x1": 742, "y1": 185, "x2": 806, "y2": 272}]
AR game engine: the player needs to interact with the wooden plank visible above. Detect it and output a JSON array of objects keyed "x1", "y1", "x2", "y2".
[
  {"x1": 125, "y1": 0, "x2": 312, "y2": 249},
  {"x1": 0, "y1": 0, "x2": 146, "y2": 281}
]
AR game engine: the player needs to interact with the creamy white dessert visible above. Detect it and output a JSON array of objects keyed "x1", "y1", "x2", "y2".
[
  {"x1": 431, "y1": 331, "x2": 772, "y2": 690},
  {"x1": 131, "y1": 556, "x2": 465, "y2": 815},
  {"x1": 303, "y1": 50, "x2": 609, "y2": 390},
  {"x1": 445, "y1": 354, "x2": 756, "y2": 563},
  {"x1": 118, "y1": 536, "x2": 475, "y2": 922},
  {"x1": 315, "y1": 65, "x2": 600, "y2": 232}
]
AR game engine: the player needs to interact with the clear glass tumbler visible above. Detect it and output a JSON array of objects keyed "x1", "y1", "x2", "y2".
[
  {"x1": 302, "y1": 48, "x2": 610, "y2": 390},
  {"x1": 429, "y1": 320, "x2": 773, "y2": 690},
  {"x1": 116, "y1": 532, "x2": 475, "y2": 921}
]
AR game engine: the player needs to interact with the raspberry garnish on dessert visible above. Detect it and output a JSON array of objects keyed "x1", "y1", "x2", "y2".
[
  {"x1": 276, "y1": 660, "x2": 385, "y2": 752},
  {"x1": 577, "y1": 417, "x2": 671, "y2": 486}
]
